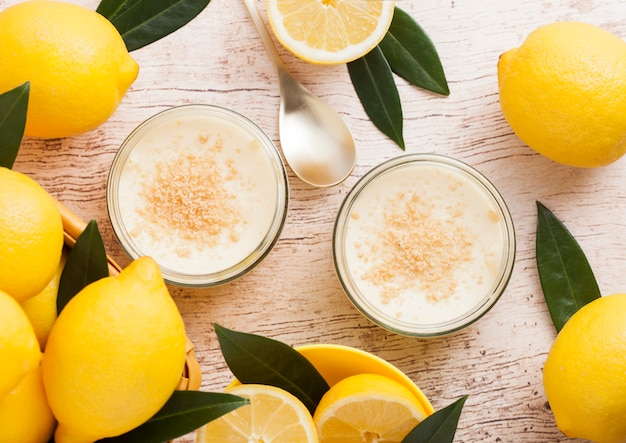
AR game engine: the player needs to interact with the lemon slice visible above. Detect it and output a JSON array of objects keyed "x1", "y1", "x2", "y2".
[
  {"x1": 313, "y1": 373, "x2": 429, "y2": 442},
  {"x1": 197, "y1": 384, "x2": 318, "y2": 442},
  {"x1": 266, "y1": 0, "x2": 396, "y2": 65}
]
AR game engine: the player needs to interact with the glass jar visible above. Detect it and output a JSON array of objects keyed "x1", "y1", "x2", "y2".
[
  {"x1": 107, "y1": 104, "x2": 289, "y2": 287},
  {"x1": 333, "y1": 154, "x2": 515, "y2": 337}
]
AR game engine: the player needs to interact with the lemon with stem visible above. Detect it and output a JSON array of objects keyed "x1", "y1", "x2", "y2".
[{"x1": 43, "y1": 257, "x2": 187, "y2": 443}]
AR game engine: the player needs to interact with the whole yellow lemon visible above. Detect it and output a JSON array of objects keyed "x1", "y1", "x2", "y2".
[
  {"x1": 0, "y1": 366, "x2": 56, "y2": 443},
  {"x1": 498, "y1": 22, "x2": 626, "y2": 168},
  {"x1": 0, "y1": 167, "x2": 64, "y2": 303},
  {"x1": 0, "y1": 290, "x2": 41, "y2": 400},
  {"x1": 42, "y1": 256, "x2": 187, "y2": 443},
  {"x1": 543, "y1": 293, "x2": 626, "y2": 443},
  {"x1": 0, "y1": 0, "x2": 139, "y2": 139}
]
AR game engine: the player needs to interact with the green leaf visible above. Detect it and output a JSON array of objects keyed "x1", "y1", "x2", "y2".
[
  {"x1": 96, "y1": 0, "x2": 212, "y2": 52},
  {"x1": 402, "y1": 395, "x2": 468, "y2": 443},
  {"x1": 0, "y1": 82, "x2": 29, "y2": 169},
  {"x1": 97, "y1": 390, "x2": 249, "y2": 443},
  {"x1": 57, "y1": 220, "x2": 110, "y2": 314},
  {"x1": 214, "y1": 323, "x2": 330, "y2": 415},
  {"x1": 379, "y1": 7, "x2": 449, "y2": 96},
  {"x1": 348, "y1": 46, "x2": 405, "y2": 149},
  {"x1": 536, "y1": 201, "x2": 601, "y2": 332}
]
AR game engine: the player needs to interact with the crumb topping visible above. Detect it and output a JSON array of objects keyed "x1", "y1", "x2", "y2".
[
  {"x1": 357, "y1": 191, "x2": 475, "y2": 304},
  {"x1": 137, "y1": 133, "x2": 242, "y2": 257}
]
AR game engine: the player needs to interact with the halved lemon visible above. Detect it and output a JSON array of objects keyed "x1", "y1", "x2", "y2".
[
  {"x1": 313, "y1": 373, "x2": 429, "y2": 442},
  {"x1": 196, "y1": 384, "x2": 318, "y2": 442},
  {"x1": 266, "y1": 0, "x2": 396, "y2": 65}
]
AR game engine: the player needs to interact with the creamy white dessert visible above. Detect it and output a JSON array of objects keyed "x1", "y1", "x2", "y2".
[
  {"x1": 339, "y1": 158, "x2": 509, "y2": 328},
  {"x1": 115, "y1": 112, "x2": 281, "y2": 277}
]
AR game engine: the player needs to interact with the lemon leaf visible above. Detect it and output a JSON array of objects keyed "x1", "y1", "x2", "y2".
[
  {"x1": 97, "y1": 391, "x2": 249, "y2": 443},
  {"x1": 96, "y1": 0, "x2": 211, "y2": 52},
  {"x1": 0, "y1": 82, "x2": 29, "y2": 170},
  {"x1": 348, "y1": 46, "x2": 405, "y2": 150},
  {"x1": 402, "y1": 395, "x2": 468, "y2": 443},
  {"x1": 57, "y1": 220, "x2": 109, "y2": 314},
  {"x1": 536, "y1": 201, "x2": 601, "y2": 332},
  {"x1": 214, "y1": 323, "x2": 330, "y2": 415},
  {"x1": 379, "y1": 7, "x2": 449, "y2": 96}
]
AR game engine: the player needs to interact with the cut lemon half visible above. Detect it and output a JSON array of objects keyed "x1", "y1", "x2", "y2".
[
  {"x1": 266, "y1": 0, "x2": 396, "y2": 65},
  {"x1": 196, "y1": 384, "x2": 318, "y2": 442},
  {"x1": 313, "y1": 373, "x2": 429, "y2": 442}
]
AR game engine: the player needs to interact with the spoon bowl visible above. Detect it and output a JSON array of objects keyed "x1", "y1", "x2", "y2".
[{"x1": 243, "y1": 0, "x2": 356, "y2": 187}]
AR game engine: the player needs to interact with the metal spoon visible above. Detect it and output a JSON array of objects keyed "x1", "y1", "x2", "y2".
[{"x1": 243, "y1": 0, "x2": 356, "y2": 187}]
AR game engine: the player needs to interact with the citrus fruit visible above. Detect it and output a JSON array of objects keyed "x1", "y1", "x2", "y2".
[
  {"x1": 266, "y1": 0, "x2": 395, "y2": 64},
  {"x1": 197, "y1": 384, "x2": 318, "y2": 442},
  {"x1": 0, "y1": 167, "x2": 64, "y2": 302},
  {"x1": 497, "y1": 21, "x2": 626, "y2": 168},
  {"x1": 313, "y1": 373, "x2": 428, "y2": 442},
  {"x1": 0, "y1": 0, "x2": 139, "y2": 139},
  {"x1": 21, "y1": 249, "x2": 68, "y2": 351},
  {"x1": 42, "y1": 256, "x2": 187, "y2": 443},
  {"x1": 543, "y1": 293, "x2": 626, "y2": 443},
  {"x1": 0, "y1": 290, "x2": 41, "y2": 399},
  {"x1": 0, "y1": 365, "x2": 56, "y2": 443}
]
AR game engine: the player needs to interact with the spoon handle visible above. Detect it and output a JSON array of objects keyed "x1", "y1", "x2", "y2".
[{"x1": 242, "y1": 0, "x2": 285, "y2": 71}]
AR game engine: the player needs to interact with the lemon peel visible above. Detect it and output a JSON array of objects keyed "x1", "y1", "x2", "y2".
[
  {"x1": 21, "y1": 250, "x2": 67, "y2": 351},
  {"x1": 0, "y1": 167, "x2": 64, "y2": 302},
  {"x1": 0, "y1": 290, "x2": 41, "y2": 399},
  {"x1": 0, "y1": 0, "x2": 139, "y2": 139},
  {"x1": 0, "y1": 366, "x2": 56, "y2": 443},
  {"x1": 43, "y1": 256, "x2": 187, "y2": 443},
  {"x1": 543, "y1": 293, "x2": 626, "y2": 443},
  {"x1": 498, "y1": 22, "x2": 626, "y2": 168}
]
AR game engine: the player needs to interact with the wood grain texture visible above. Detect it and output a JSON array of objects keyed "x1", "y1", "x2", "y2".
[{"x1": 4, "y1": 0, "x2": 626, "y2": 441}]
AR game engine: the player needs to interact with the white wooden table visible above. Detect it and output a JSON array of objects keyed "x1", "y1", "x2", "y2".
[{"x1": 7, "y1": 0, "x2": 626, "y2": 441}]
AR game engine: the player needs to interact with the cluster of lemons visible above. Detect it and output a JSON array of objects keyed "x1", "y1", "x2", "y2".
[
  {"x1": 0, "y1": 167, "x2": 188, "y2": 443},
  {"x1": 0, "y1": 165, "x2": 429, "y2": 443}
]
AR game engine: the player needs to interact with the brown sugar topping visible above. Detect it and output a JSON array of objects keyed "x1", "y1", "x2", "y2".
[
  {"x1": 360, "y1": 191, "x2": 474, "y2": 304},
  {"x1": 137, "y1": 136, "x2": 242, "y2": 256}
]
